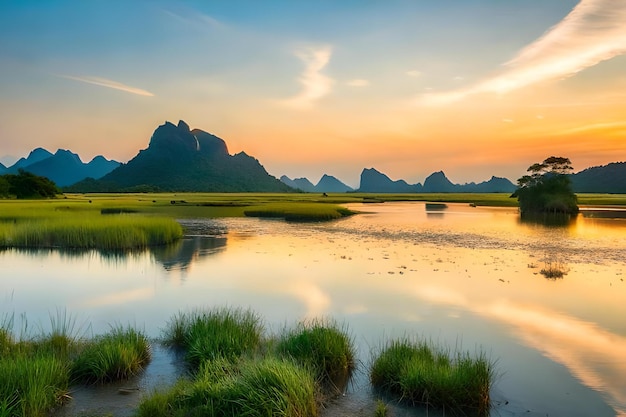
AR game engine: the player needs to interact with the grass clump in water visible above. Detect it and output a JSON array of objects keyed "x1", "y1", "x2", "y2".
[
  {"x1": 370, "y1": 338, "x2": 494, "y2": 416},
  {"x1": 163, "y1": 307, "x2": 263, "y2": 367},
  {"x1": 0, "y1": 314, "x2": 72, "y2": 417},
  {"x1": 244, "y1": 202, "x2": 355, "y2": 222},
  {"x1": 276, "y1": 318, "x2": 355, "y2": 393},
  {"x1": 71, "y1": 326, "x2": 151, "y2": 384},
  {"x1": 137, "y1": 357, "x2": 317, "y2": 417},
  {"x1": 0, "y1": 215, "x2": 182, "y2": 251}
]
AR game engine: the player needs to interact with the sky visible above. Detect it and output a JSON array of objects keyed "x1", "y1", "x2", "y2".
[{"x1": 1, "y1": 0, "x2": 625, "y2": 188}]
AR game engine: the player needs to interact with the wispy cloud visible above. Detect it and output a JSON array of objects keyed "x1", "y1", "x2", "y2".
[
  {"x1": 282, "y1": 46, "x2": 333, "y2": 109},
  {"x1": 420, "y1": 0, "x2": 626, "y2": 105},
  {"x1": 60, "y1": 75, "x2": 154, "y2": 97}
]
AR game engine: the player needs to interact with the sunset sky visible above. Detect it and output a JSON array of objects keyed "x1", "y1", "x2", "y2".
[{"x1": 1, "y1": 0, "x2": 625, "y2": 187}]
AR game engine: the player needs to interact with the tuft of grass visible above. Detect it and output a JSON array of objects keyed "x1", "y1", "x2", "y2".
[
  {"x1": 371, "y1": 338, "x2": 494, "y2": 417},
  {"x1": 163, "y1": 307, "x2": 263, "y2": 367},
  {"x1": 374, "y1": 399, "x2": 388, "y2": 417},
  {"x1": 0, "y1": 214, "x2": 182, "y2": 251},
  {"x1": 0, "y1": 353, "x2": 70, "y2": 417},
  {"x1": 137, "y1": 357, "x2": 317, "y2": 417},
  {"x1": 244, "y1": 202, "x2": 356, "y2": 222},
  {"x1": 276, "y1": 318, "x2": 356, "y2": 393},
  {"x1": 71, "y1": 326, "x2": 151, "y2": 384}
]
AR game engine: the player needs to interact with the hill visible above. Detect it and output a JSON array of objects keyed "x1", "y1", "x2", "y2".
[
  {"x1": 280, "y1": 174, "x2": 353, "y2": 193},
  {"x1": 4, "y1": 148, "x2": 119, "y2": 186},
  {"x1": 66, "y1": 120, "x2": 293, "y2": 193},
  {"x1": 357, "y1": 168, "x2": 516, "y2": 193},
  {"x1": 571, "y1": 162, "x2": 626, "y2": 193}
]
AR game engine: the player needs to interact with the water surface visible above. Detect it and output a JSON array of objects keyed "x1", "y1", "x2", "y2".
[{"x1": 2, "y1": 202, "x2": 625, "y2": 416}]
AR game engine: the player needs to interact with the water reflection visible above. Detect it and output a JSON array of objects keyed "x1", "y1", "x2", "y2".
[
  {"x1": 151, "y1": 236, "x2": 227, "y2": 271},
  {"x1": 518, "y1": 212, "x2": 577, "y2": 227},
  {"x1": 2, "y1": 203, "x2": 626, "y2": 417}
]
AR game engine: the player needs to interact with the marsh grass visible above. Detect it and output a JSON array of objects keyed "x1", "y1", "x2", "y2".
[
  {"x1": 244, "y1": 202, "x2": 356, "y2": 222},
  {"x1": 163, "y1": 307, "x2": 263, "y2": 367},
  {"x1": 371, "y1": 339, "x2": 494, "y2": 416},
  {"x1": 71, "y1": 326, "x2": 151, "y2": 384},
  {"x1": 374, "y1": 399, "x2": 388, "y2": 417},
  {"x1": 137, "y1": 357, "x2": 317, "y2": 417},
  {"x1": 0, "y1": 314, "x2": 72, "y2": 417},
  {"x1": 276, "y1": 318, "x2": 356, "y2": 394},
  {"x1": 0, "y1": 215, "x2": 182, "y2": 251},
  {"x1": 0, "y1": 353, "x2": 70, "y2": 417}
]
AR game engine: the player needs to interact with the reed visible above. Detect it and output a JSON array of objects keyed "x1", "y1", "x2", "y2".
[
  {"x1": 244, "y1": 202, "x2": 356, "y2": 222},
  {"x1": 0, "y1": 353, "x2": 70, "y2": 417},
  {"x1": 162, "y1": 307, "x2": 263, "y2": 367},
  {"x1": 370, "y1": 338, "x2": 494, "y2": 416},
  {"x1": 71, "y1": 326, "x2": 151, "y2": 384},
  {"x1": 276, "y1": 318, "x2": 356, "y2": 393},
  {"x1": 137, "y1": 357, "x2": 317, "y2": 417},
  {"x1": 0, "y1": 215, "x2": 182, "y2": 250}
]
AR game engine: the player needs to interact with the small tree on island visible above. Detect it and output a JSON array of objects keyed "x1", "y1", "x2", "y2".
[{"x1": 512, "y1": 156, "x2": 579, "y2": 216}]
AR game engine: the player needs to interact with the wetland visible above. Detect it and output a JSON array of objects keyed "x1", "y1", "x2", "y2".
[{"x1": 1, "y1": 196, "x2": 625, "y2": 416}]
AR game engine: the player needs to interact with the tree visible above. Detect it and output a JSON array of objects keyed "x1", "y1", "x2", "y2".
[
  {"x1": 512, "y1": 156, "x2": 578, "y2": 216},
  {"x1": 2, "y1": 169, "x2": 60, "y2": 199}
]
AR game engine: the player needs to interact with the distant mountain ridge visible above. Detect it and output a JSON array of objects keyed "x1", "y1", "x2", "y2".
[
  {"x1": 1, "y1": 147, "x2": 119, "y2": 186},
  {"x1": 357, "y1": 168, "x2": 517, "y2": 193},
  {"x1": 571, "y1": 162, "x2": 626, "y2": 193},
  {"x1": 280, "y1": 174, "x2": 353, "y2": 193},
  {"x1": 66, "y1": 120, "x2": 292, "y2": 192}
]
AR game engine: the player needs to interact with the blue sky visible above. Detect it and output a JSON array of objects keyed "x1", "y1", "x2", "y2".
[{"x1": 1, "y1": 0, "x2": 624, "y2": 186}]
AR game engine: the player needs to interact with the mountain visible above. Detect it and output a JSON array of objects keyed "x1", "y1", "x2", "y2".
[
  {"x1": 6, "y1": 149, "x2": 120, "y2": 187},
  {"x1": 571, "y1": 162, "x2": 626, "y2": 193},
  {"x1": 423, "y1": 171, "x2": 456, "y2": 192},
  {"x1": 10, "y1": 148, "x2": 53, "y2": 171},
  {"x1": 280, "y1": 176, "x2": 316, "y2": 192},
  {"x1": 358, "y1": 168, "x2": 516, "y2": 193},
  {"x1": 460, "y1": 176, "x2": 517, "y2": 193},
  {"x1": 358, "y1": 168, "x2": 421, "y2": 192},
  {"x1": 0, "y1": 162, "x2": 5, "y2": 174},
  {"x1": 316, "y1": 174, "x2": 353, "y2": 192},
  {"x1": 66, "y1": 120, "x2": 293, "y2": 193},
  {"x1": 280, "y1": 174, "x2": 353, "y2": 193}
]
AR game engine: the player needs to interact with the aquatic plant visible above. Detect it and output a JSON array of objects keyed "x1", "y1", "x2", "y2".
[
  {"x1": 276, "y1": 318, "x2": 356, "y2": 393},
  {"x1": 137, "y1": 356, "x2": 317, "y2": 417},
  {"x1": 374, "y1": 399, "x2": 388, "y2": 417},
  {"x1": 244, "y1": 202, "x2": 355, "y2": 222},
  {"x1": 71, "y1": 326, "x2": 151, "y2": 384},
  {"x1": 163, "y1": 307, "x2": 263, "y2": 367},
  {"x1": 370, "y1": 338, "x2": 494, "y2": 416},
  {"x1": 0, "y1": 353, "x2": 70, "y2": 417},
  {"x1": 0, "y1": 215, "x2": 182, "y2": 251}
]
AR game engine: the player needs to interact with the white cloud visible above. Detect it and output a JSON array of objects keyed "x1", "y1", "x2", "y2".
[
  {"x1": 406, "y1": 70, "x2": 421, "y2": 77},
  {"x1": 282, "y1": 46, "x2": 333, "y2": 109},
  {"x1": 419, "y1": 0, "x2": 626, "y2": 105},
  {"x1": 60, "y1": 75, "x2": 154, "y2": 97}
]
